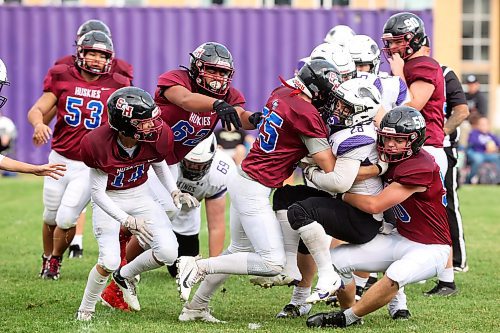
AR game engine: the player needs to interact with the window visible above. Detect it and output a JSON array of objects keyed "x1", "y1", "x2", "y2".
[
  {"x1": 461, "y1": 0, "x2": 490, "y2": 62},
  {"x1": 319, "y1": 0, "x2": 349, "y2": 7}
]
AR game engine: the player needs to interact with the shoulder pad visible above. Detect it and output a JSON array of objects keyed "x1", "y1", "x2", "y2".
[
  {"x1": 50, "y1": 64, "x2": 71, "y2": 75},
  {"x1": 112, "y1": 72, "x2": 131, "y2": 86}
]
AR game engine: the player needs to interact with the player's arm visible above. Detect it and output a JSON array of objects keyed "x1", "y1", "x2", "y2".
[
  {"x1": 90, "y1": 168, "x2": 129, "y2": 224},
  {"x1": 405, "y1": 80, "x2": 435, "y2": 111},
  {"x1": 27, "y1": 92, "x2": 57, "y2": 145},
  {"x1": 306, "y1": 157, "x2": 361, "y2": 193},
  {"x1": 444, "y1": 104, "x2": 469, "y2": 135},
  {"x1": 342, "y1": 181, "x2": 426, "y2": 214},
  {"x1": 0, "y1": 154, "x2": 65, "y2": 179},
  {"x1": 235, "y1": 106, "x2": 262, "y2": 130},
  {"x1": 301, "y1": 135, "x2": 336, "y2": 173},
  {"x1": 43, "y1": 106, "x2": 57, "y2": 125},
  {"x1": 163, "y1": 85, "x2": 217, "y2": 113},
  {"x1": 205, "y1": 194, "x2": 226, "y2": 257},
  {"x1": 151, "y1": 161, "x2": 179, "y2": 194}
]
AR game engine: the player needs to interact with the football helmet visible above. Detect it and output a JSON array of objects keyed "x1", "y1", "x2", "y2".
[
  {"x1": 310, "y1": 43, "x2": 357, "y2": 83},
  {"x1": 324, "y1": 25, "x2": 356, "y2": 47},
  {"x1": 76, "y1": 19, "x2": 111, "y2": 40},
  {"x1": 0, "y1": 58, "x2": 10, "y2": 110},
  {"x1": 292, "y1": 59, "x2": 340, "y2": 110},
  {"x1": 76, "y1": 31, "x2": 114, "y2": 75},
  {"x1": 377, "y1": 106, "x2": 426, "y2": 162},
  {"x1": 348, "y1": 35, "x2": 381, "y2": 75},
  {"x1": 381, "y1": 12, "x2": 426, "y2": 60},
  {"x1": 181, "y1": 134, "x2": 217, "y2": 181},
  {"x1": 327, "y1": 78, "x2": 381, "y2": 128},
  {"x1": 108, "y1": 87, "x2": 163, "y2": 142},
  {"x1": 189, "y1": 42, "x2": 234, "y2": 96}
]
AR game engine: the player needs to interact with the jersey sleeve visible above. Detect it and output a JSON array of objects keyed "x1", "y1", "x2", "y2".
[
  {"x1": 225, "y1": 87, "x2": 246, "y2": 107},
  {"x1": 395, "y1": 76, "x2": 409, "y2": 106},
  {"x1": 155, "y1": 123, "x2": 175, "y2": 160},
  {"x1": 336, "y1": 135, "x2": 376, "y2": 159},
  {"x1": 157, "y1": 70, "x2": 191, "y2": 89},
  {"x1": 205, "y1": 151, "x2": 234, "y2": 199},
  {"x1": 404, "y1": 60, "x2": 440, "y2": 86},
  {"x1": 393, "y1": 159, "x2": 435, "y2": 188},
  {"x1": 287, "y1": 105, "x2": 328, "y2": 138},
  {"x1": 443, "y1": 67, "x2": 467, "y2": 109},
  {"x1": 80, "y1": 134, "x2": 99, "y2": 169},
  {"x1": 114, "y1": 58, "x2": 134, "y2": 80}
]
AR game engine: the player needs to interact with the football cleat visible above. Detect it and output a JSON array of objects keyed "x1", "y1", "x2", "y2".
[
  {"x1": 100, "y1": 280, "x2": 130, "y2": 312},
  {"x1": 391, "y1": 309, "x2": 411, "y2": 320},
  {"x1": 43, "y1": 256, "x2": 62, "y2": 280},
  {"x1": 424, "y1": 281, "x2": 458, "y2": 297},
  {"x1": 68, "y1": 244, "x2": 84, "y2": 259},
  {"x1": 176, "y1": 255, "x2": 205, "y2": 302},
  {"x1": 306, "y1": 275, "x2": 343, "y2": 304},
  {"x1": 39, "y1": 254, "x2": 49, "y2": 278},
  {"x1": 306, "y1": 311, "x2": 362, "y2": 328},
  {"x1": 250, "y1": 274, "x2": 299, "y2": 289},
  {"x1": 75, "y1": 310, "x2": 94, "y2": 321},
  {"x1": 178, "y1": 305, "x2": 225, "y2": 323},
  {"x1": 112, "y1": 268, "x2": 140, "y2": 311},
  {"x1": 276, "y1": 303, "x2": 312, "y2": 318},
  {"x1": 453, "y1": 265, "x2": 469, "y2": 273}
]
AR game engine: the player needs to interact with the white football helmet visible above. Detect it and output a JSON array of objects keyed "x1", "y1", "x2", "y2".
[
  {"x1": 328, "y1": 78, "x2": 381, "y2": 127},
  {"x1": 310, "y1": 43, "x2": 357, "y2": 83},
  {"x1": 348, "y1": 35, "x2": 381, "y2": 75},
  {"x1": 0, "y1": 58, "x2": 10, "y2": 110},
  {"x1": 324, "y1": 25, "x2": 356, "y2": 47},
  {"x1": 181, "y1": 134, "x2": 217, "y2": 181}
]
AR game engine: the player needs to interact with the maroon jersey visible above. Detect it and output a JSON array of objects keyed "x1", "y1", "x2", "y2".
[
  {"x1": 384, "y1": 150, "x2": 451, "y2": 245},
  {"x1": 154, "y1": 69, "x2": 246, "y2": 164},
  {"x1": 404, "y1": 56, "x2": 445, "y2": 147},
  {"x1": 43, "y1": 65, "x2": 130, "y2": 160},
  {"x1": 80, "y1": 123, "x2": 174, "y2": 190},
  {"x1": 55, "y1": 55, "x2": 134, "y2": 81},
  {"x1": 242, "y1": 86, "x2": 328, "y2": 188}
]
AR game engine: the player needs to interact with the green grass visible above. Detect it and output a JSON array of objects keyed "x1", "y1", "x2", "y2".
[{"x1": 0, "y1": 177, "x2": 499, "y2": 333}]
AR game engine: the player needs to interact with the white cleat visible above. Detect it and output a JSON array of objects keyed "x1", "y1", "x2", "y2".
[
  {"x1": 176, "y1": 255, "x2": 204, "y2": 302},
  {"x1": 76, "y1": 310, "x2": 94, "y2": 321},
  {"x1": 178, "y1": 305, "x2": 225, "y2": 323},
  {"x1": 250, "y1": 274, "x2": 299, "y2": 288},
  {"x1": 306, "y1": 275, "x2": 343, "y2": 304},
  {"x1": 112, "y1": 269, "x2": 141, "y2": 311}
]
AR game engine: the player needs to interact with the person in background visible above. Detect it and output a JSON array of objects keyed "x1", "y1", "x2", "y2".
[
  {"x1": 466, "y1": 116, "x2": 500, "y2": 184},
  {"x1": 465, "y1": 75, "x2": 488, "y2": 117}
]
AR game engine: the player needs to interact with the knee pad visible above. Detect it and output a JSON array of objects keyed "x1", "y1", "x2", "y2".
[
  {"x1": 176, "y1": 233, "x2": 200, "y2": 257},
  {"x1": 99, "y1": 255, "x2": 121, "y2": 273},
  {"x1": 55, "y1": 205, "x2": 81, "y2": 229},
  {"x1": 43, "y1": 208, "x2": 57, "y2": 226},
  {"x1": 154, "y1": 244, "x2": 178, "y2": 266},
  {"x1": 262, "y1": 261, "x2": 284, "y2": 276},
  {"x1": 287, "y1": 202, "x2": 314, "y2": 231}
]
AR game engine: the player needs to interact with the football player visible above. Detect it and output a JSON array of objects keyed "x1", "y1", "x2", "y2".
[
  {"x1": 381, "y1": 12, "x2": 456, "y2": 295},
  {"x1": 0, "y1": 58, "x2": 65, "y2": 178},
  {"x1": 27, "y1": 31, "x2": 131, "y2": 280},
  {"x1": 307, "y1": 107, "x2": 452, "y2": 329},
  {"x1": 76, "y1": 87, "x2": 198, "y2": 321},
  {"x1": 175, "y1": 59, "x2": 340, "y2": 323}
]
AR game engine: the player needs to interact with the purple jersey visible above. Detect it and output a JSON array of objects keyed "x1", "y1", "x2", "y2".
[
  {"x1": 384, "y1": 150, "x2": 451, "y2": 245},
  {"x1": 242, "y1": 86, "x2": 329, "y2": 188},
  {"x1": 80, "y1": 123, "x2": 174, "y2": 190},
  {"x1": 55, "y1": 55, "x2": 134, "y2": 81},
  {"x1": 154, "y1": 69, "x2": 246, "y2": 164},
  {"x1": 404, "y1": 56, "x2": 446, "y2": 147},
  {"x1": 467, "y1": 129, "x2": 500, "y2": 153},
  {"x1": 43, "y1": 64, "x2": 130, "y2": 161}
]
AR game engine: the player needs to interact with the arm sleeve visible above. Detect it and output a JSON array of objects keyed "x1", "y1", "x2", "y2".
[
  {"x1": 310, "y1": 157, "x2": 361, "y2": 193},
  {"x1": 151, "y1": 161, "x2": 179, "y2": 194},
  {"x1": 300, "y1": 135, "x2": 331, "y2": 155},
  {"x1": 90, "y1": 168, "x2": 129, "y2": 224},
  {"x1": 443, "y1": 68, "x2": 467, "y2": 109}
]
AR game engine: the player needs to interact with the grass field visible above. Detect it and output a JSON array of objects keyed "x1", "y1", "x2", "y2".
[{"x1": 0, "y1": 176, "x2": 499, "y2": 333}]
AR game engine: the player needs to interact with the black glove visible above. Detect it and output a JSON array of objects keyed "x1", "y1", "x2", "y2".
[
  {"x1": 213, "y1": 99, "x2": 242, "y2": 131},
  {"x1": 248, "y1": 111, "x2": 263, "y2": 129}
]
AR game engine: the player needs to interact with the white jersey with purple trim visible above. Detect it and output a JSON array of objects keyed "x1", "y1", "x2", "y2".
[
  {"x1": 172, "y1": 149, "x2": 234, "y2": 235},
  {"x1": 329, "y1": 123, "x2": 383, "y2": 196},
  {"x1": 357, "y1": 71, "x2": 410, "y2": 112}
]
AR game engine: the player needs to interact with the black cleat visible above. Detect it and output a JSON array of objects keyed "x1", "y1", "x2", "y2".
[
  {"x1": 424, "y1": 281, "x2": 458, "y2": 297},
  {"x1": 68, "y1": 245, "x2": 83, "y2": 259},
  {"x1": 306, "y1": 311, "x2": 362, "y2": 328},
  {"x1": 392, "y1": 309, "x2": 411, "y2": 320}
]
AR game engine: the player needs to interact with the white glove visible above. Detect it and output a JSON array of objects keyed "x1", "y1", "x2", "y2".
[
  {"x1": 123, "y1": 216, "x2": 153, "y2": 244},
  {"x1": 172, "y1": 190, "x2": 200, "y2": 209},
  {"x1": 303, "y1": 165, "x2": 320, "y2": 182},
  {"x1": 379, "y1": 221, "x2": 395, "y2": 235},
  {"x1": 376, "y1": 159, "x2": 389, "y2": 176},
  {"x1": 298, "y1": 155, "x2": 316, "y2": 169}
]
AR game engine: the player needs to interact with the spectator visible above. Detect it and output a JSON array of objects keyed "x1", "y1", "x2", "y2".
[
  {"x1": 214, "y1": 127, "x2": 253, "y2": 165},
  {"x1": 466, "y1": 116, "x2": 500, "y2": 184},
  {"x1": 465, "y1": 75, "x2": 488, "y2": 117}
]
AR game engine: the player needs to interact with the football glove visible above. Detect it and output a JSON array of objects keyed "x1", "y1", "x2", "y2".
[
  {"x1": 248, "y1": 111, "x2": 263, "y2": 129},
  {"x1": 213, "y1": 99, "x2": 242, "y2": 131},
  {"x1": 303, "y1": 165, "x2": 320, "y2": 182},
  {"x1": 172, "y1": 190, "x2": 200, "y2": 209},
  {"x1": 123, "y1": 216, "x2": 153, "y2": 244}
]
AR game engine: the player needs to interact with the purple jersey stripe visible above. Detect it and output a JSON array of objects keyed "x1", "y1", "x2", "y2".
[
  {"x1": 396, "y1": 77, "x2": 408, "y2": 105},
  {"x1": 374, "y1": 77, "x2": 383, "y2": 94},
  {"x1": 337, "y1": 135, "x2": 375, "y2": 156}
]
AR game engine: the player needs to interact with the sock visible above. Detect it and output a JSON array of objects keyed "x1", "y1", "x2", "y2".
[
  {"x1": 290, "y1": 286, "x2": 311, "y2": 305},
  {"x1": 120, "y1": 249, "x2": 161, "y2": 279},
  {"x1": 438, "y1": 267, "x2": 454, "y2": 283},
  {"x1": 297, "y1": 222, "x2": 336, "y2": 286},
  {"x1": 79, "y1": 265, "x2": 109, "y2": 312},
  {"x1": 200, "y1": 252, "x2": 248, "y2": 275},
  {"x1": 71, "y1": 234, "x2": 83, "y2": 248},
  {"x1": 343, "y1": 308, "x2": 362, "y2": 326},
  {"x1": 188, "y1": 273, "x2": 229, "y2": 309},
  {"x1": 438, "y1": 280, "x2": 456, "y2": 289},
  {"x1": 387, "y1": 287, "x2": 407, "y2": 316},
  {"x1": 276, "y1": 210, "x2": 301, "y2": 281},
  {"x1": 353, "y1": 274, "x2": 369, "y2": 289}
]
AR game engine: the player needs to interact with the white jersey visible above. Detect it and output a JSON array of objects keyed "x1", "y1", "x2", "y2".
[
  {"x1": 172, "y1": 150, "x2": 235, "y2": 235},
  {"x1": 329, "y1": 123, "x2": 383, "y2": 197},
  {"x1": 357, "y1": 71, "x2": 410, "y2": 112}
]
